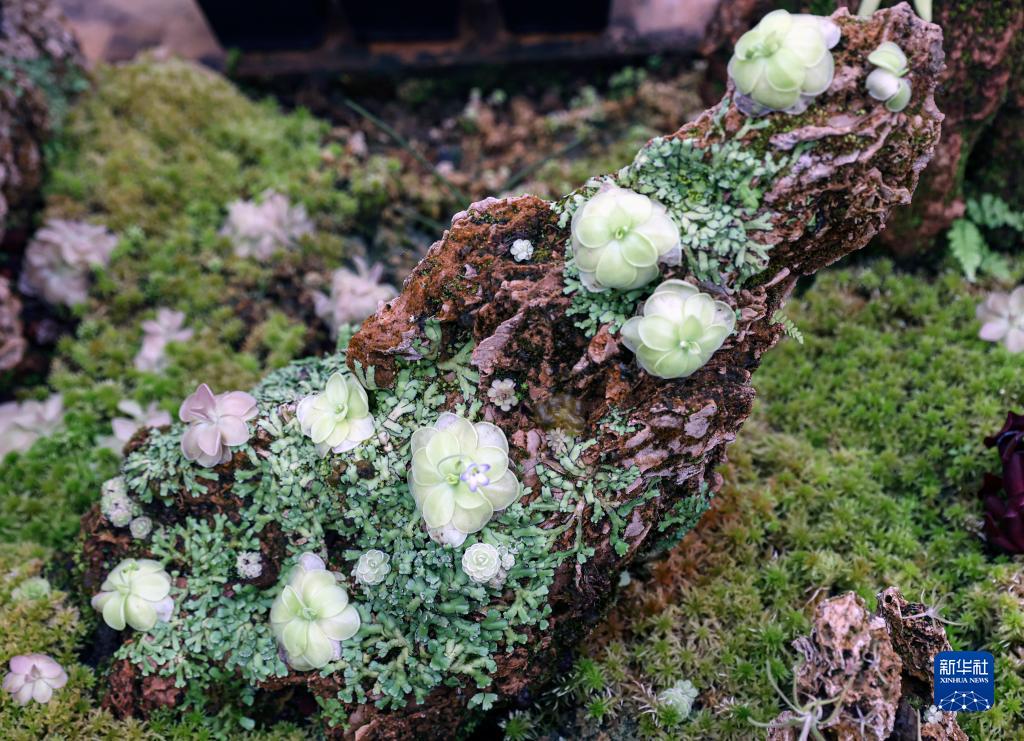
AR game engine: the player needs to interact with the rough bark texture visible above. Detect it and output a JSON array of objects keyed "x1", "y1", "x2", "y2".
[
  {"x1": 342, "y1": 7, "x2": 943, "y2": 738},
  {"x1": 703, "y1": 1, "x2": 1024, "y2": 255},
  {"x1": 79, "y1": 6, "x2": 944, "y2": 738},
  {"x1": 768, "y1": 589, "x2": 965, "y2": 741},
  {"x1": 0, "y1": 0, "x2": 85, "y2": 244}
]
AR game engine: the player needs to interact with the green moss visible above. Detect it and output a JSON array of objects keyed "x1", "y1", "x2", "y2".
[{"x1": 529, "y1": 259, "x2": 1024, "y2": 739}]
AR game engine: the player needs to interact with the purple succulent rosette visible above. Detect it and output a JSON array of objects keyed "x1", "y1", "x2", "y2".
[{"x1": 981, "y1": 412, "x2": 1024, "y2": 553}]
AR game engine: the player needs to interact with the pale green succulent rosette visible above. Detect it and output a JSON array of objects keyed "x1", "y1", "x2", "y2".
[
  {"x1": 620, "y1": 280, "x2": 736, "y2": 379},
  {"x1": 270, "y1": 554, "x2": 361, "y2": 671},
  {"x1": 409, "y1": 413, "x2": 521, "y2": 537},
  {"x1": 868, "y1": 41, "x2": 908, "y2": 76},
  {"x1": 296, "y1": 371, "x2": 374, "y2": 455},
  {"x1": 866, "y1": 42, "x2": 912, "y2": 113},
  {"x1": 91, "y1": 558, "x2": 173, "y2": 632},
  {"x1": 571, "y1": 185, "x2": 681, "y2": 292},
  {"x1": 728, "y1": 9, "x2": 839, "y2": 115}
]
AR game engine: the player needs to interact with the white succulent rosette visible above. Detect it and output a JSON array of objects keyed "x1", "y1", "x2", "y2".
[
  {"x1": 570, "y1": 185, "x2": 681, "y2": 292},
  {"x1": 977, "y1": 286, "x2": 1024, "y2": 353},
  {"x1": 658, "y1": 679, "x2": 699, "y2": 717},
  {"x1": 409, "y1": 413, "x2": 521, "y2": 538},
  {"x1": 620, "y1": 280, "x2": 736, "y2": 379},
  {"x1": 866, "y1": 41, "x2": 912, "y2": 113},
  {"x1": 353, "y1": 549, "x2": 391, "y2": 586},
  {"x1": 728, "y1": 9, "x2": 840, "y2": 115},
  {"x1": 270, "y1": 553, "x2": 361, "y2": 671},
  {"x1": 296, "y1": 371, "x2": 375, "y2": 455},
  {"x1": 91, "y1": 558, "x2": 174, "y2": 632},
  {"x1": 461, "y1": 543, "x2": 502, "y2": 584}
]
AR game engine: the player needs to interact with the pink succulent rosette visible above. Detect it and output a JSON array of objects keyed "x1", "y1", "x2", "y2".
[
  {"x1": 3, "y1": 654, "x2": 67, "y2": 705},
  {"x1": 977, "y1": 286, "x2": 1024, "y2": 353},
  {"x1": 179, "y1": 383, "x2": 258, "y2": 467}
]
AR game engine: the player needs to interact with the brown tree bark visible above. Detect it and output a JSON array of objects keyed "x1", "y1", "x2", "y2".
[{"x1": 80, "y1": 6, "x2": 944, "y2": 738}]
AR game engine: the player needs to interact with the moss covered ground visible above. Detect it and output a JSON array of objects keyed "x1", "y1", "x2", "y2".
[
  {"x1": 529, "y1": 263, "x2": 1024, "y2": 739},
  {"x1": 3, "y1": 53, "x2": 1024, "y2": 738}
]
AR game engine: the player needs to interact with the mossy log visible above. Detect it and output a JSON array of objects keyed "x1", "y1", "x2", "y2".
[{"x1": 79, "y1": 6, "x2": 943, "y2": 739}]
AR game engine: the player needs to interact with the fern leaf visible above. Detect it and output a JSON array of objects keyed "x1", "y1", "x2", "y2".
[
  {"x1": 948, "y1": 218, "x2": 985, "y2": 282},
  {"x1": 771, "y1": 310, "x2": 804, "y2": 344}
]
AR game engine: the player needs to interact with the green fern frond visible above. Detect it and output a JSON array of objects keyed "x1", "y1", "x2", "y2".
[
  {"x1": 771, "y1": 310, "x2": 804, "y2": 344},
  {"x1": 966, "y1": 193, "x2": 1024, "y2": 233},
  {"x1": 948, "y1": 218, "x2": 986, "y2": 282}
]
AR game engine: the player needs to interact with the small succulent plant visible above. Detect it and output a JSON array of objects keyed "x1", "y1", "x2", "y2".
[
  {"x1": 236, "y1": 551, "x2": 264, "y2": 580},
  {"x1": 658, "y1": 679, "x2": 699, "y2": 718},
  {"x1": 129, "y1": 516, "x2": 153, "y2": 540},
  {"x1": 866, "y1": 42, "x2": 912, "y2": 112},
  {"x1": 0, "y1": 394, "x2": 64, "y2": 458},
  {"x1": 100, "y1": 476, "x2": 138, "y2": 528},
  {"x1": 312, "y1": 257, "x2": 397, "y2": 338},
  {"x1": 728, "y1": 9, "x2": 840, "y2": 116},
  {"x1": 981, "y1": 412, "x2": 1024, "y2": 553},
  {"x1": 296, "y1": 372, "x2": 374, "y2": 456},
  {"x1": 461, "y1": 542, "x2": 515, "y2": 587},
  {"x1": 3, "y1": 654, "x2": 67, "y2": 705},
  {"x1": 461, "y1": 543, "x2": 502, "y2": 584},
  {"x1": 487, "y1": 378, "x2": 518, "y2": 412},
  {"x1": 100, "y1": 399, "x2": 172, "y2": 454},
  {"x1": 18, "y1": 219, "x2": 118, "y2": 307},
  {"x1": 409, "y1": 413, "x2": 521, "y2": 538},
  {"x1": 134, "y1": 308, "x2": 193, "y2": 372},
  {"x1": 510, "y1": 238, "x2": 534, "y2": 262},
  {"x1": 179, "y1": 383, "x2": 258, "y2": 468},
  {"x1": 11, "y1": 576, "x2": 51, "y2": 602},
  {"x1": 353, "y1": 549, "x2": 391, "y2": 586},
  {"x1": 976, "y1": 286, "x2": 1024, "y2": 353},
  {"x1": 570, "y1": 185, "x2": 681, "y2": 292},
  {"x1": 620, "y1": 279, "x2": 735, "y2": 379},
  {"x1": 220, "y1": 189, "x2": 313, "y2": 261},
  {"x1": 270, "y1": 553, "x2": 361, "y2": 671},
  {"x1": 91, "y1": 558, "x2": 174, "y2": 632}
]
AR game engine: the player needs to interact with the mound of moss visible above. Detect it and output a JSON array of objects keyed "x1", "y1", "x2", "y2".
[
  {"x1": 0, "y1": 57, "x2": 398, "y2": 547},
  {"x1": 532, "y1": 260, "x2": 1024, "y2": 739}
]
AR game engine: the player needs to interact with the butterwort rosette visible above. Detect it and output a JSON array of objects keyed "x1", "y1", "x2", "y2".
[
  {"x1": 620, "y1": 279, "x2": 735, "y2": 379},
  {"x1": 727, "y1": 9, "x2": 840, "y2": 115},
  {"x1": 270, "y1": 553, "x2": 361, "y2": 671},
  {"x1": 409, "y1": 413, "x2": 521, "y2": 538}
]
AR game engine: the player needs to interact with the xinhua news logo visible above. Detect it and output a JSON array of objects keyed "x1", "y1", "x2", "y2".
[{"x1": 934, "y1": 651, "x2": 994, "y2": 712}]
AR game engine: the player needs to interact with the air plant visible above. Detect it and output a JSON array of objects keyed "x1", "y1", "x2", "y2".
[
  {"x1": 220, "y1": 189, "x2": 313, "y2": 261},
  {"x1": 0, "y1": 394, "x2": 65, "y2": 457},
  {"x1": 312, "y1": 257, "x2": 397, "y2": 338},
  {"x1": 19, "y1": 219, "x2": 118, "y2": 307},
  {"x1": 570, "y1": 185, "x2": 681, "y2": 292},
  {"x1": 728, "y1": 9, "x2": 840, "y2": 116},
  {"x1": 751, "y1": 661, "x2": 852, "y2": 741},
  {"x1": 134, "y1": 308, "x2": 193, "y2": 372},
  {"x1": 620, "y1": 279, "x2": 735, "y2": 379}
]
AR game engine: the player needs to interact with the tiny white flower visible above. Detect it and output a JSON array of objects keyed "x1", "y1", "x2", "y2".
[
  {"x1": 236, "y1": 551, "x2": 263, "y2": 580},
  {"x1": 487, "y1": 378, "x2": 518, "y2": 412},
  {"x1": 510, "y1": 239, "x2": 534, "y2": 262},
  {"x1": 924, "y1": 705, "x2": 942, "y2": 724}
]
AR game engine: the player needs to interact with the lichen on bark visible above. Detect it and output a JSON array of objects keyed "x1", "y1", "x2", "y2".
[{"x1": 78, "y1": 6, "x2": 944, "y2": 738}]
